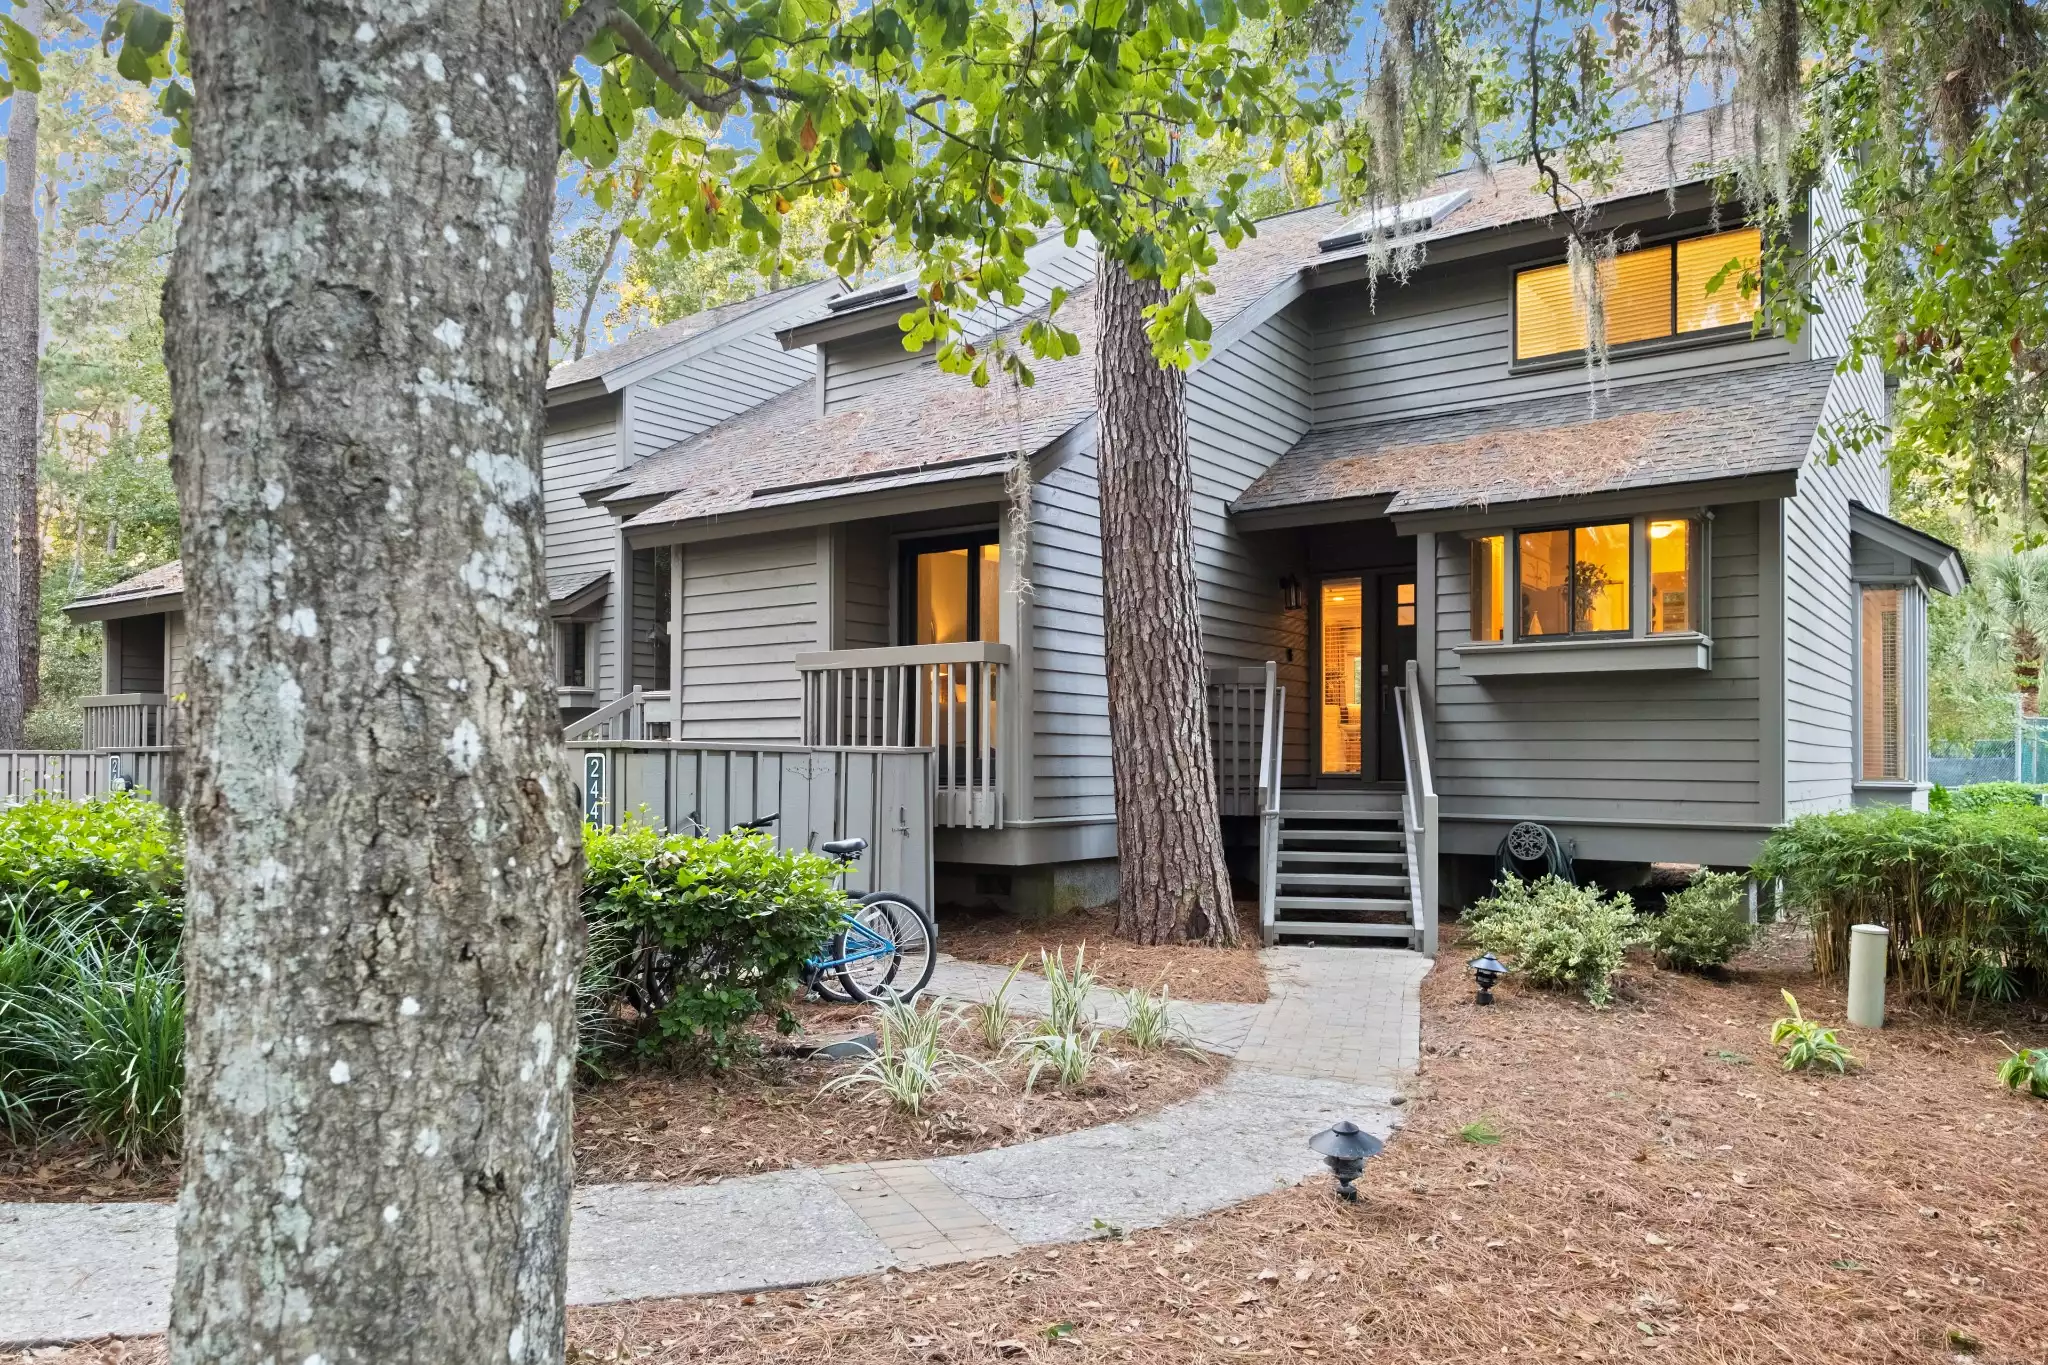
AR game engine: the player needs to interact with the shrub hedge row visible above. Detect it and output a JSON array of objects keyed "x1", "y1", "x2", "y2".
[
  {"x1": 0, "y1": 798, "x2": 849, "y2": 1152},
  {"x1": 1754, "y1": 800, "x2": 2048, "y2": 1008}
]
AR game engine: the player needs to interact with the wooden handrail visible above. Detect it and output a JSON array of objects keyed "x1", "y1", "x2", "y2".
[
  {"x1": 563, "y1": 688, "x2": 645, "y2": 740},
  {"x1": 1396, "y1": 657, "x2": 1439, "y2": 956},
  {"x1": 796, "y1": 641, "x2": 1014, "y2": 670}
]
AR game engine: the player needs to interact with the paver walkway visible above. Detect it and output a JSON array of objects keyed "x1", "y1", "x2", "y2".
[{"x1": 0, "y1": 946, "x2": 1430, "y2": 1347}]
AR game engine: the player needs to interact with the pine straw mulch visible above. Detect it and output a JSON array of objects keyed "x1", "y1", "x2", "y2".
[
  {"x1": 0, "y1": 1000, "x2": 1218, "y2": 1206},
  {"x1": 25, "y1": 927, "x2": 2048, "y2": 1365},
  {"x1": 940, "y1": 902, "x2": 1268, "y2": 1003}
]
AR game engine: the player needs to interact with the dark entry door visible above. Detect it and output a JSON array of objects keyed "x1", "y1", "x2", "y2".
[{"x1": 1375, "y1": 575, "x2": 1418, "y2": 782}]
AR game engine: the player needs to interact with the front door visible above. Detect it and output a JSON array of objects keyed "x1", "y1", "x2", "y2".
[
  {"x1": 1375, "y1": 575, "x2": 1418, "y2": 782},
  {"x1": 1317, "y1": 577, "x2": 1367, "y2": 779}
]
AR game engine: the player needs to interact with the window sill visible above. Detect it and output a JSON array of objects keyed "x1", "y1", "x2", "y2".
[
  {"x1": 1453, "y1": 633, "x2": 1712, "y2": 676},
  {"x1": 1852, "y1": 780, "x2": 1930, "y2": 811},
  {"x1": 1508, "y1": 324, "x2": 1760, "y2": 376}
]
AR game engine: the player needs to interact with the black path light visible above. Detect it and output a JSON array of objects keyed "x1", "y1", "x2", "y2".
[
  {"x1": 1308, "y1": 1120, "x2": 1384, "y2": 1202},
  {"x1": 1468, "y1": 951, "x2": 1509, "y2": 1005}
]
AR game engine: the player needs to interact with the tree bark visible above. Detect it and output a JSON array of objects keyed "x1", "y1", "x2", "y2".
[
  {"x1": 1094, "y1": 260, "x2": 1238, "y2": 946},
  {"x1": 0, "y1": 0, "x2": 40, "y2": 745},
  {"x1": 165, "y1": 4, "x2": 582, "y2": 1364}
]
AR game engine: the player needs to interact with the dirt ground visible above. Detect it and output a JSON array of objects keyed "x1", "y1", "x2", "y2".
[
  {"x1": 23, "y1": 928, "x2": 2048, "y2": 1365},
  {"x1": 0, "y1": 1001, "x2": 1216, "y2": 1204},
  {"x1": 942, "y1": 902, "x2": 1269, "y2": 1003}
]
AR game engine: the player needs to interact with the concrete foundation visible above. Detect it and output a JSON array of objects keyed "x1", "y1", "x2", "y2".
[{"x1": 937, "y1": 858, "x2": 1120, "y2": 920}]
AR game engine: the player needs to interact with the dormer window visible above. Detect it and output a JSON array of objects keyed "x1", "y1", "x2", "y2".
[{"x1": 1512, "y1": 226, "x2": 1761, "y2": 362}]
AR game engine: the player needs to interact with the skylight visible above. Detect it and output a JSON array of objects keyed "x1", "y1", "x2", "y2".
[
  {"x1": 826, "y1": 280, "x2": 911, "y2": 312},
  {"x1": 1316, "y1": 189, "x2": 1472, "y2": 253}
]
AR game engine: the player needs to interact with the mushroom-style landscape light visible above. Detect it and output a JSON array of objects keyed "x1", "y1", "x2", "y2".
[
  {"x1": 1308, "y1": 1120, "x2": 1384, "y2": 1203},
  {"x1": 1468, "y1": 952, "x2": 1509, "y2": 1005}
]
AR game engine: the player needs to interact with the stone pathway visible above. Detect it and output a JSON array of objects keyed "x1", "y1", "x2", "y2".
[{"x1": 0, "y1": 946, "x2": 1431, "y2": 1347}]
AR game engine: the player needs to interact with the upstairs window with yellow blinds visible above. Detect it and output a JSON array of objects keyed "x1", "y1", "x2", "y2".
[{"x1": 1513, "y1": 227, "x2": 1762, "y2": 362}]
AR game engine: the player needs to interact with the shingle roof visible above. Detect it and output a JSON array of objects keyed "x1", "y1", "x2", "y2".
[
  {"x1": 547, "y1": 567, "x2": 610, "y2": 605},
  {"x1": 546, "y1": 280, "x2": 837, "y2": 391},
  {"x1": 1235, "y1": 360, "x2": 1841, "y2": 518},
  {"x1": 614, "y1": 111, "x2": 1757, "y2": 532},
  {"x1": 65, "y1": 560, "x2": 184, "y2": 611},
  {"x1": 615, "y1": 288, "x2": 1104, "y2": 527}
]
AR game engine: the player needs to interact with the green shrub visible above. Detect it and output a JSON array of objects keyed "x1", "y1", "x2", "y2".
[
  {"x1": 0, "y1": 793, "x2": 183, "y2": 949},
  {"x1": 1753, "y1": 804, "x2": 2048, "y2": 1009},
  {"x1": 1998, "y1": 1045, "x2": 2048, "y2": 1098},
  {"x1": 1929, "y1": 782, "x2": 2047, "y2": 813},
  {"x1": 1648, "y1": 870, "x2": 1755, "y2": 972},
  {"x1": 583, "y1": 823, "x2": 845, "y2": 1068},
  {"x1": 1770, "y1": 991, "x2": 1855, "y2": 1073},
  {"x1": 1461, "y1": 875, "x2": 1644, "y2": 1007}
]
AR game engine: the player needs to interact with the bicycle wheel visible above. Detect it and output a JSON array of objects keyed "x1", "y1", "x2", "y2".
[{"x1": 835, "y1": 893, "x2": 936, "y2": 1003}]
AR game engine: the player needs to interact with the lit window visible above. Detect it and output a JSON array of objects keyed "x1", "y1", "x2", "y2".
[
  {"x1": 1470, "y1": 536, "x2": 1505, "y2": 642},
  {"x1": 1676, "y1": 228, "x2": 1762, "y2": 333},
  {"x1": 1861, "y1": 586, "x2": 1906, "y2": 780},
  {"x1": 1396, "y1": 581, "x2": 1416, "y2": 627},
  {"x1": 904, "y1": 535, "x2": 1001, "y2": 644},
  {"x1": 1320, "y1": 578, "x2": 1363, "y2": 774},
  {"x1": 1648, "y1": 519, "x2": 1691, "y2": 633},
  {"x1": 1517, "y1": 523, "x2": 1631, "y2": 637},
  {"x1": 1513, "y1": 226, "x2": 1762, "y2": 361},
  {"x1": 559, "y1": 621, "x2": 589, "y2": 689}
]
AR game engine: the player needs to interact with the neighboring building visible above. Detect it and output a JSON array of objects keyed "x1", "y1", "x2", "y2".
[{"x1": 57, "y1": 112, "x2": 1963, "y2": 949}]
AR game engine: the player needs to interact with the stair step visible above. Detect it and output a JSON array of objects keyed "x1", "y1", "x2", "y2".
[
  {"x1": 1278, "y1": 827, "x2": 1403, "y2": 843},
  {"x1": 1273, "y1": 895, "x2": 1415, "y2": 914},
  {"x1": 1267, "y1": 920, "x2": 1416, "y2": 941},
  {"x1": 1277, "y1": 872, "x2": 1410, "y2": 889},
  {"x1": 1277, "y1": 849, "x2": 1405, "y2": 865}
]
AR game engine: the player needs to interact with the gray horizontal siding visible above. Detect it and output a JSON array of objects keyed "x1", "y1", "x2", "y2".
[
  {"x1": 1781, "y1": 170, "x2": 1890, "y2": 815},
  {"x1": 1429, "y1": 500, "x2": 1766, "y2": 826},
  {"x1": 1187, "y1": 303, "x2": 1315, "y2": 780},
  {"x1": 1310, "y1": 269, "x2": 1795, "y2": 429},
  {"x1": 543, "y1": 410, "x2": 623, "y2": 695},
  {"x1": 842, "y1": 526, "x2": 892, "y2": 649},
  {"x1": 678, "y1": 530, "x2": 821, "y2": 742},
  {"x1": 1028, "y1": 451, "x2": 1113, "y2": 820},
  {"x1": 824, "y1": 332, "x2": 933, "y2": 414},
  {"x1": 166, "y1": 611, "x2": 188, "y2": 698},
  {"x1": 628, "y1": 327, "x2": 814, "y2": 458}
]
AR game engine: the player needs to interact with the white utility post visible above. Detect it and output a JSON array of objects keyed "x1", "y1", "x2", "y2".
[{"x1": 1846, "y1": 923, "x2": 1889, "y2": 1029}]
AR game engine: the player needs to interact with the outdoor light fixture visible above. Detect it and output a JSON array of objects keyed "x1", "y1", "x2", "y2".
[
  {"x1": 1279, "y1": 575, "x2": 1305, "y2": 611},
  {"x1": 1308, "y1": 1120, "x2": 1384, "y2": 1203},
  {"x1": 1468, "y1": 952, "x2": 1509, "y2": 1005}
]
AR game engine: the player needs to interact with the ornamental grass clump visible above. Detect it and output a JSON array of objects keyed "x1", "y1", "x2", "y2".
[
  {"x1": 1461, "y1": 875, "x2": 1644, "y2": 1007},
  {"x1": 1753, "y1": 804, "x2": 2048, "y2": 1009},
  {"x1": 1015, "y1": 1027, "x2": 1103, "y2": 1092},
  {"x1": 824, "y1": 997, "x2": 967, "y2": 1115},
  {"x1": 1648, "y1": 870, "x2": 1755, "y2": 972},
  {"x1": 1040, "y1": 945, "x2": 1096, "y2": 1037},
  {"x1": 1116, "y1": 981, "x2": 1182, "y2": 1052},
  {"x1": 969, "y1": 957, "x2": 1027, "y2": 1051}
]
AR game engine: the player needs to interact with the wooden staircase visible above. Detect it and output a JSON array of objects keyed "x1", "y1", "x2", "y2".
[{"x1": 1267, "y1": 793, "x2": 1420, "y2": 945}]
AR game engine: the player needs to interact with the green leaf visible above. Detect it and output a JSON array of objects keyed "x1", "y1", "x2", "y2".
[{"x1": 0, "y1": 13, "x2": 40, "y2": 96}]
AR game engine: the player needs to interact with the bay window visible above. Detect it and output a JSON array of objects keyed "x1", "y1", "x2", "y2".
[
  {"x1": 1466, "y1": 513, "x2": 1708, "y2": 659},
  {"x1": 1858, "y1": 584, "x2": 1926, "y2": 784}
]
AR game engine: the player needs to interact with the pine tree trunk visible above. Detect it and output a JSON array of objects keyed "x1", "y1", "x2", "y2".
[
  {"x1": 164, "y1": 4, "x2": 582, "y2": 1363},
  {"x1": 0, "y1": 0, "x2": 39, "y2": 746},
  {"x1": 1094, "y1": 261, "x2": 1238, "y2": 947}
]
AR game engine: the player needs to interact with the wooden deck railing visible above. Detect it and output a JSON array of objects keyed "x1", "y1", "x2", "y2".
[
  {"x1": 796, "y1": 643, "x2": 1010, "y2": 829},
  {"x1": 81, "y1": 694, "x2": 169, "y2": 748},
  {"x1": 567, "y1": 738, "x2": 935, "y2": 910},
  {"x1": 1208, "y1": 664, "x2": 1282, "y2": 819}
]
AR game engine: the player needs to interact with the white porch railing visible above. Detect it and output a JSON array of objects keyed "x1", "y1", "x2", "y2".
[
  {"x1": 796, "y1": 643, "x2": 1010, "y2": 830},
  {"x1": 1394, "y1": 657, "x2": 1439, "y2": 956},
  {"x1": 563, "y1": 688, "x2": 648, "y2": 741},
  {"x1": 82, "y1": 694, "x2": 169, "y2": 748}
]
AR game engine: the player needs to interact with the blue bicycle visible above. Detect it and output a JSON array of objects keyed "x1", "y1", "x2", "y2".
[
  {"x1": 621, "y1": 821, "x2": 937, "y2": 1014},
  {"x1": 802, "y1": 833, "x2": 937, "y2": 1004}
]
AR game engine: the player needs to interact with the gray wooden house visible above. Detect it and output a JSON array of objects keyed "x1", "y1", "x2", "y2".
[{"x1": 58, "y1": 113, "x2": 1963, "y2": 953}]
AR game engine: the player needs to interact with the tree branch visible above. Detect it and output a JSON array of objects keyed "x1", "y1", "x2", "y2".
[{"x1": 555, "y1": 0, "x2": 796, "y2": 115}]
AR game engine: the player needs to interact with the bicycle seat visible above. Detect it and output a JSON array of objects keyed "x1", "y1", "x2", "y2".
[{"x1": 821, "y1": 836, "x2": 868, "y2": 861}]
